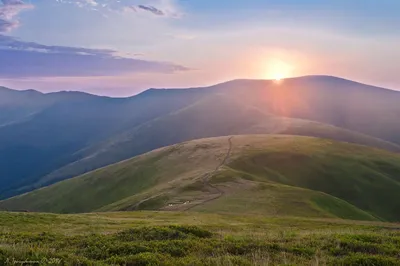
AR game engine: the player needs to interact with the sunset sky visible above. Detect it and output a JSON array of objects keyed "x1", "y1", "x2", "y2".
[{"x1": 1, "y1": 0, "x2": 399, "y2": 96}]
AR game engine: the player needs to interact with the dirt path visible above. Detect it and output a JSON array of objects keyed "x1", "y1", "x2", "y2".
[
  {"x1": 130, "y1": 136, "x2": 234, "y2": 211},
  {"x1": 184, "y1": 136, "x2": 234, "y2": 211},
  {"x1": 129, "y1": 192, "x2": 166, "y2": 211}
]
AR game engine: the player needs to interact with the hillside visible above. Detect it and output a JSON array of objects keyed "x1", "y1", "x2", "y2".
[
  {"x1": 0, "y1": 88, "x2": 208, "y2": 198},
  {"x1": 2, "y1": 75, "x2": 400, "y2": 200},
  {"x1": 3, "y1": 135, "x2": 400, "y2": 222},
  {"x1": 2, "y1": 211, "x2": 400, "y2": 265},
  {"x1": 0, "y1": 87, "x2": 98, "y2": 126},
  {"x1": 0, "y1": 87, "x2": 46, "y2": 127},
  {"x1": 220, "y1": 76, "x2": 400, "y2": 144},
  {"x1": 36, "y1": 94, "x2": 400, "y2": 188}
]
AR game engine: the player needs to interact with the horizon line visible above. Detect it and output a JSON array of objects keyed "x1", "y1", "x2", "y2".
[{"x1": 1, "y1": 74, "x2": 398, "y2": 98}]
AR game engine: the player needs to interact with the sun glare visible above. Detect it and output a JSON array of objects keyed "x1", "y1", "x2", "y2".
[
  {"x1": 264, "y1": 59, "x2": 294, "y2": 81},
  {"x1": 274, "y1": 74, "x2": 283, "y2": 81}
]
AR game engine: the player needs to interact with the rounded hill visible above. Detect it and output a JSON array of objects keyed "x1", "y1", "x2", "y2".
[{"x1": 2, "y1": 135, "x2": 400, "y2": 222}]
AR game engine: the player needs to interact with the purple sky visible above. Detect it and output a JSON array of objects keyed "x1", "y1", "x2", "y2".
[{"x1": 1, "y1": 0, "x2": 400, "y2": 96}]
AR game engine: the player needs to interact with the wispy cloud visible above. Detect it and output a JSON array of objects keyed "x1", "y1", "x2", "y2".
[
  {"x1": 0, "y1": 34, "x2": 189, "y2": 78},
  {"x1": 0, "y1": 18, "x2": 15, "y2": 32},
  {"x1": 0, "y1": 0, "x2": 33, "y2": 32},
  {"x1": 0, "y1": 0, "x2": 181, "y2": 33},
  {"x1": 53, "y1": 0, "x2": 181, "y2": 17},
  {"x1": 138, "y1": 5, "x2": 164, "y2": 16},
  {"x1": 0, "y1": 34, "x2": 116, "y2": 55}
]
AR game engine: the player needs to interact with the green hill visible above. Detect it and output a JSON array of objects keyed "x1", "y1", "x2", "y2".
[{"x1": 2, "y1": 135, "x2": 400, "y2": 222}]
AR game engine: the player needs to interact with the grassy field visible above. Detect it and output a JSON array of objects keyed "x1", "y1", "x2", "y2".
[
  {"x1": 1, "y1": 211, "x2": 400, "y2": 265},
  {"x1": 2, "y1": 135, "x2": 400, "y2": 223}
]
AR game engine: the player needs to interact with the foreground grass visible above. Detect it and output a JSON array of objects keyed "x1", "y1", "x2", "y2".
[{"x1": 1, "y1": 211, "x2": 400, "y2": 265}]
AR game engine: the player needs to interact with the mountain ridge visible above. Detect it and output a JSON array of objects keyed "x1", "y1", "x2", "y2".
[
  {"x1": 1, "y1": 75, "x2": 400, "y2": 200},
  {"x1": 3, "y1": 75, "x2": 399, "y2": 97}
]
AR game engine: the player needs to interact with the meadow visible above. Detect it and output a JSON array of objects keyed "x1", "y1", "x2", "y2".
[{"x1": 1, "y1": 211, "x2": 399, "y2": 265}]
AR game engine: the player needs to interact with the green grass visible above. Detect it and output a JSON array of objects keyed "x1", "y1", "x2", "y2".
[
  {"x1": 227, "y1": 136, "x2": 400, "y2": 221},
  {"x1": 0, "y1": 211, "x2": 400, "y2": 265},
  {"x1": 311, "y1": 194, "x2": 377, "y2": 221},
  {"x1": 0, "y1": 137, "x2": 232, "y2": 213},
  {"x1": 193, "y1": 172, "x2": 377, "y2": 221},
  {"x1": 2, "y1": 135, "x2": 400, "y2": 223}
]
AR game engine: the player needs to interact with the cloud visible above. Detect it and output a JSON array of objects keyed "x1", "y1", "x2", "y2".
[
  {"x1": 0, "y1": 35, "x2": 189, "y2": 78},
  {"x1": 0, "y1": 17, "x2": 16, "y2": 32},
  {"x1": 0, "y1": 34, "x2": 116, "y2": 55},
  {"x1": 0, "y1": 0, "x2": 182, "y2": 33},
  {"x1": 53, "y1": 0, "x2": 181, "y2": 17},
  {"x1": 138, "y1": 5, "x2": 164, "y2": 16},
  {"x1": 0, "y1": 0, "x2": 33, "y2": 32}
]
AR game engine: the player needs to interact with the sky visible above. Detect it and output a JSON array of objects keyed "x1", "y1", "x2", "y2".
[{"x1": 0, "y1": 0, "x2": 400, "y2": 96}]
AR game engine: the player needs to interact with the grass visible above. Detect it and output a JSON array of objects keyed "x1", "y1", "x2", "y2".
[
  {"x1": 1, "y1": 211, "x2": 400, "y2": 265},
  {"x1": 227, "y1": 136, "x2": 400, "y2": 221},
  {"x1": 0, "y1": 137, "x2": 231, "y2": 214},
  {"x1": 194, "y1": 172, "x2": 377, "y2": 221},
  {"x1": 311, "y1": 194, "x2": 377, "y2": 221},
  {"x1": 2, "y1": 135, "x2": 400, "y2": 223}
]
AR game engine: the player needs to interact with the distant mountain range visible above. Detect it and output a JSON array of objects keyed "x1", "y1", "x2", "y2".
[{"x1": 1, "y1": 75, "x2": 400, "y2": 200}]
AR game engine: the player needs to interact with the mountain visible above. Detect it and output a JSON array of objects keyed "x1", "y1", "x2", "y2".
[
  {"x1": 1, "y1": 76, "x2": 400, "y2": 199},
  {"x1": 217, "y1": 76, "x2": 400, "y2": 144},
  {"x1": 0, "y1": 87, "x2": 45, "y2": 126},
  {"x1": 38, "y1": 94, "x2": 400, "y2": 188},
  {"x1": 0, "y1": 86, "x2": 101, "y2": 126},
  {"x1": 3, "y1": 135, "x2": 400, "y2": 222},
  {"x1": 0, "y1": 88, "x2": 208, "y2": 198}
]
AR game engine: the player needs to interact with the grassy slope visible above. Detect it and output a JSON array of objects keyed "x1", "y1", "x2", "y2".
[
  {"x1": 1, "y1": 211, "x2": 400, "y2": 265},
  {"x1": 225, "y1": 135, "x2": 400, "y2": 221},
  {"x1": 0, "y1": 138, "x2": 231, "y2": 213},
  {"x1": 192, "y1": 171, "x2": 377, "y2": 221},
  {"x1": 94, "y1": 136, "x2": 400, "y2": 222},
  {"x1": 2, "y1": 135, "x2": 400, "y2": 222}
]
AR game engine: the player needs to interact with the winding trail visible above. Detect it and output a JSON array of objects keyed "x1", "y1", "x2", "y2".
[
  {"x1": 130, "y1": 192, "x2": 166, "y2": 211},
  {"x1": 130, "y1": 136, "x2": 234, "y2": 211},
  {"x1": 184, "y1": 136, "x2": 234, "y2": 211}
]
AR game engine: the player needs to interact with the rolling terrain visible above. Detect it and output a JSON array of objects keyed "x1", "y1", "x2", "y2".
[
  {"x1": 0, "y1": 87, "x2": 208, "y2": 198},
  {"x1": 39, "y1": 94, "x2": 400, "y2": 188},
  {"x1": 2, "y1": 75, "x2": 400, "y2": 199},
  {"x1": 2, "y1": 79, "x2": 400, "y2": 265},
  {"x1": 3, "y1": 135, "x2": 400, "y2": 222}
]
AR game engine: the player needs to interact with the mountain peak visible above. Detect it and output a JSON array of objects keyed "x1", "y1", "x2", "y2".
[{"x1": 0, "y1": 86, "x2": 43, "y2": 96}]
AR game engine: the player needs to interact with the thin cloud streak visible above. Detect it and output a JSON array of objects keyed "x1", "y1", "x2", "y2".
[
  {"x1": 0, "y1": 0, "x2": 181, "y2": 33},
  {"x1": 0, "y1": 34, "x2": 189, "y2": 78},
  {"x1": 138, "y1": 5, "x2": 164, "y2": 16}
]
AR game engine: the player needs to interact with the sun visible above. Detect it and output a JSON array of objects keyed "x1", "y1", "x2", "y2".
[
  {"x1": 264, "y1": 59, "x2": 293, "y2": 81},
  {"x1": 274, "y1": 74, "x2": 284, "y2": 81}
]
